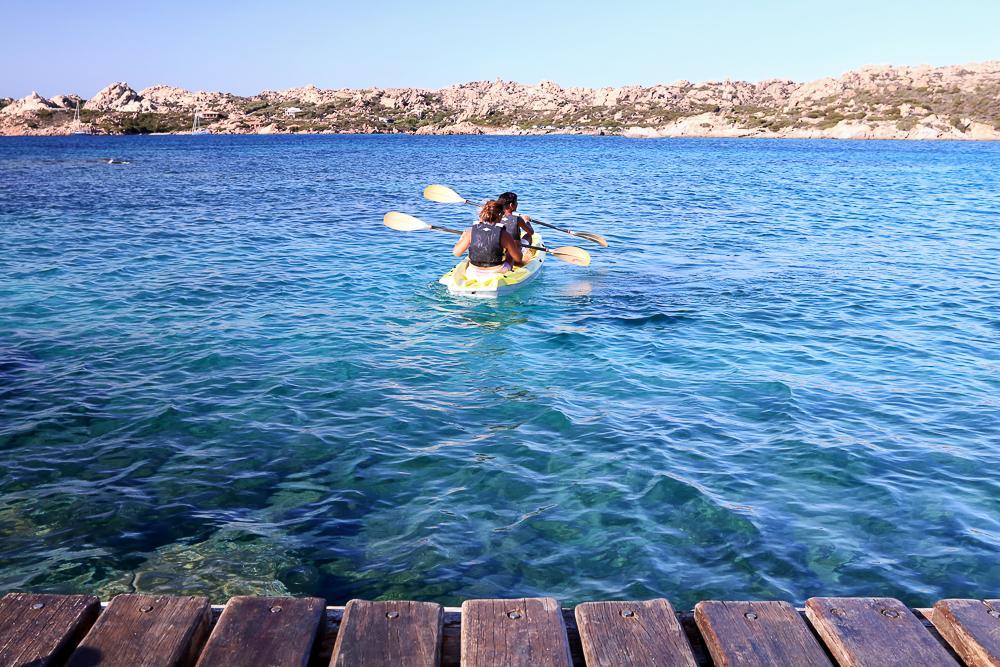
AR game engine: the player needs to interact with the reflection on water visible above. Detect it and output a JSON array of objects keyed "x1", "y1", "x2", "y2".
[
  {"x1": 448, "y1": 300, "x2": 532, "y2": 331},
  {"x1": 560, "y1": 281, "x2": 594, "y2": 297}
]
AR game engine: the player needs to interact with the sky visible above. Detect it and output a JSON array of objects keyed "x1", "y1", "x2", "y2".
[{"x1": 5, "y1": 0, "x2": 999, "y2": 98}]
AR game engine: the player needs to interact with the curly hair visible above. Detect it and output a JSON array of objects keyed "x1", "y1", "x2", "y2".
[{"x1": 479, "y1": 200, "x2": 504, "y2": 224}]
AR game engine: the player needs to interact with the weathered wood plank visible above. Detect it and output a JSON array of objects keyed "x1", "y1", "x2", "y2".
[
  {"x1": 931, "y1": 599, "x2": 1000, "y2": 667},
  {"x1": 0, "y1": 592, "x2": 100, "y2": 667},
  {"x1": 194, "y1": 596, "x2": 325, "y2": 667},
  {"x1": 694, "y1": 600, "x2": 832, "y2": 666},
  {"x1": 806, "y1": 596, "x2": 957, "y2": 666},
  {"x1": 329, "y1": 599, "x2": 442, "y2": 667},
  {"x1": 461, "y1": 597, "x2": 571, "y2": 667},
  {"x1": 216, "y1": 604, "x2": 700, "y2": 667},
  {"x1": 66, "y1": 594, "x2": 210, "y2": 667},
  {"x1": 575, "y1": 599, "x2": 697, "y2": 667}
]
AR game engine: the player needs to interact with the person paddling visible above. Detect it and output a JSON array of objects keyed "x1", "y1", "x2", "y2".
[
  {"x1": 452, "y1": 200, "x2": 524, "y2": 278},
  {"x1": 497, "y1": 191, "x2": 535, "y2": 244}
]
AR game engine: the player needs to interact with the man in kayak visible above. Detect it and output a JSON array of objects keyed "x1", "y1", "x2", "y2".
[
  {"x1": 497, "y1": 191, "x2": 535, "y2": 244},
  {"x1": 452, "y1": 200, "x2": 525, "y2": 278}
]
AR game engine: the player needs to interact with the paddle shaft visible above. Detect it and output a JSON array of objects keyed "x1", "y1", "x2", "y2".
[{"x1": 460, "y1": 199, "x2": 586, "y2": 238}]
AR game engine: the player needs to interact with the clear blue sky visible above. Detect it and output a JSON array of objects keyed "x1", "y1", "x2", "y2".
[{"x1": 5, "y1": 0, "x2": 999, "y2": 98}]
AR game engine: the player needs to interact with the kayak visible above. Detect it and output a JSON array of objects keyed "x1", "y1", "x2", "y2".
[{"x1": 439, "y1": 233, "x2": 545, "y2": 297}]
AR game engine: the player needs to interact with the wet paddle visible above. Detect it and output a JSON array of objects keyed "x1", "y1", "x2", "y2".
[
  {"x1": 422, "y1": 184, "x2": 609, "y2": 247},
  {"x1": 383, "y1": 212, "x2": 591, "y2": 266}
]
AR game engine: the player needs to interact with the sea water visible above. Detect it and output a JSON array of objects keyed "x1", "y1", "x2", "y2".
[{"x1": 0, "y1": 135, "x2": 997, "y2": 606}]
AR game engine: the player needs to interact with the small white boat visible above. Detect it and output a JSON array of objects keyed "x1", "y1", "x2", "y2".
[
  {"x1": 70, "y1": 101, "x2": 92, "y2": 135},
  {"x1": 191, "y1": 111, "x2": 209, "y2": 135}
]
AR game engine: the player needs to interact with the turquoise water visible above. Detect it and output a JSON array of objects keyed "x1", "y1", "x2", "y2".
[{"x1": 1, "y1": 135, "x2": 997, "y2": 607}]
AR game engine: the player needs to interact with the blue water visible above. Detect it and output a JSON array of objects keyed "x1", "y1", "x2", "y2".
[{"x1": 1, "y1": 135, "x2": 998, "y2": 607}]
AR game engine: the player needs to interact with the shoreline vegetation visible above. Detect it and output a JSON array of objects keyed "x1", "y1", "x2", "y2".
[{"x1": 2, "y1": 61, "x2": 999, "y2": 140}]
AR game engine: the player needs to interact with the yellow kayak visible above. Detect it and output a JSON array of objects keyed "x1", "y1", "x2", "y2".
[{"x1": 439, "y1": 234, "x2": 545, "y2": 297}]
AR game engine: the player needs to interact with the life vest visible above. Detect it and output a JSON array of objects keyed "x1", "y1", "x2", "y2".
[
  {"x1": 500, "y1": 213, "x2": 522, "y2": 242},
  {"x1": 469, "y1": 222, "x2": 505, "y2": 267}
]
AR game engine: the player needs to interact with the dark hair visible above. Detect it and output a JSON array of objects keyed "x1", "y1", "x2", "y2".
[
  {"x1": 479, "y1": 200, "x2": 504, "y2": 224},
  {"x1": 497, "y1": 192, "x2": 518, "y2": 211}
]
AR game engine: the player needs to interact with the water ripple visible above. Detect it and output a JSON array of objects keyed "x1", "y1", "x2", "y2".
[{"x1": 1, "y1": 135, "x2": 998, "y2": 606}]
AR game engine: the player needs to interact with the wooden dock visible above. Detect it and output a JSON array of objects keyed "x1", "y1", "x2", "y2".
[{"x1": 0, "y1": 592, "x2": 997, "y2": 666}]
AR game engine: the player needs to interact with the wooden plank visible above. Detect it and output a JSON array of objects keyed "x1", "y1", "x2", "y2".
[
  {"x1": 694, "y1": 600, "x2": 832, "y2": 666},
  {"x1": 329, "y1": 599, "x2": 442, "y2": 667},
  {"x1": 574, "y1": 599, "x2": 697, "y2": 667},
  {"x1": 67, "y1": 594, "x2": 210, "y2": 667},
  {"x1": 0, "y1": 592, "x2": 100, "y2": 667},
  {"x1": 931, "y1": 599, "x2": 1000, "y2": 667},
  {"x1": 461, "y1": 597, "x2": 571, "y2": 667},
  {"x1": 805, "y1": 597, "x2": 957, "y2": 666},
  {"x1": 195, "y1": 596, "x2": 325, "y2": 667}
]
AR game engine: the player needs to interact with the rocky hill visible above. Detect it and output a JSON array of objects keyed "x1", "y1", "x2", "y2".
[{"x1": 2, "y1": 61, "x2": 999, "y2": 139}]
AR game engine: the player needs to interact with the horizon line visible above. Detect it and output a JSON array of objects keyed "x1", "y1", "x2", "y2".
[{"x1": 6, "y1": 59, "x2": 999, "y2": 101}]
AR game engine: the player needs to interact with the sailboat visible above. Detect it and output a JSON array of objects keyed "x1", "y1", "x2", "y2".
[
  {"x1": 191, "y1": 111, "x2": 209, "y2": 135},
  {"x1": 70, "y1": 101, "x2": 92, "y2": 135}
]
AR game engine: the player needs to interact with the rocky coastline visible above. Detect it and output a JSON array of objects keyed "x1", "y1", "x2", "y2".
[{"x1": 2, "y1": 61, "x2": 999, "y2": 140}]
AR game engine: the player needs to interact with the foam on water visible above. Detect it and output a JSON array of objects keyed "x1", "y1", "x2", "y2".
[{"x1": 1, "y1": 135, "x2": 998, "y2": 606}]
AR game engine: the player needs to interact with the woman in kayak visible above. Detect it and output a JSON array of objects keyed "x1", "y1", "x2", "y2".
[
  {"x1": 497, "y1": 191, "x2": 534, "y2": 243},
  {"x1": 452, "y1": 199, "x2": 525, "y2": 277}
]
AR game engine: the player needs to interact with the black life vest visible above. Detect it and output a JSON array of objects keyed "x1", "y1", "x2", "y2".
[
  {"x1": 500, "y1": 213, "x2": 522, "y2": 242},
  {"x1": 469, "y1": 222, "x2": 505, "y2": 267}
]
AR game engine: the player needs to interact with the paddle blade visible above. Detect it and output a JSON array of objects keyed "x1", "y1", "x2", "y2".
[
  {"x1": 549, "y1": 246, "x2": 591, "y2": 267},
  {"x1": 573, "y1": 231, "x2": 609, "y2": 247},
  {"x1": 522, "y1": 214, "x2": 608, "y2": 247},
  {"x1": 383, "y1": 211, "x2": 431, "y2": 232},
  {"x1": 424, "y1": 184, "x2": 467, "y2": 204}
]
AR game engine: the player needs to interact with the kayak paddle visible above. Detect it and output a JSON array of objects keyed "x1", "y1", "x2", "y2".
[
  {"x1": 423, "y1": 184, "x2": 609, "y2": 248},
  {"x1": 384, "y1": 211, "x2": 463, "y2": 235},
  {"x1": 383, "y1": 212, "x2": 591, "y2": 266}
]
